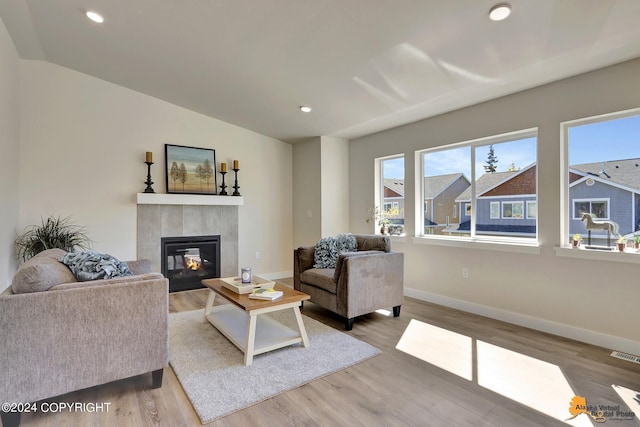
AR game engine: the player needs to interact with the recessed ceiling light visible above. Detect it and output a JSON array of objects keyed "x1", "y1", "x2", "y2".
[
  {"x1": 489, "y1": 3, "x2": 511, "y2": 21},
  {"x1": 86, "y1": 11, "x2": 104, "y2": 23},
  {"x1": 299, "y1": 106, "x2": 312, "y2": 113}
]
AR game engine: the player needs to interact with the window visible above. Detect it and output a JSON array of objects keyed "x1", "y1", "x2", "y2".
[
  {"x1": 563, "y1": 108, "x2": 640, "y2": 247},
  {"x1": 419, "y1": 129, "x2": 537, "y2": 242},
  {"x1": 490, "y1": 202, "x2": 500, "y2": 219},
  {"x1": 572, "y1": 199, "x2": 609, "y2": 220},
  {"x1": 502, "y1": 201, "x2": 524, "y2": 219},
  {"x1": 527, "y1": 201, "x2": 537, "y2": 219},
  {"x1": 376, "y1": 155, "x2": 405, "y2": 232}
]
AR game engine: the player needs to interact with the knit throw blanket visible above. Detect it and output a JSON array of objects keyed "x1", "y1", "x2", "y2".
[{"x1": 61, "y1": 250, "x2": 132, "y2": 281}]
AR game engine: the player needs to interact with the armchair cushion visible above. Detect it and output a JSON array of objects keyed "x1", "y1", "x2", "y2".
[
  {"x1": 300, "y1": 268, "x2": 337, "y2": 294},
  {"x1": 11, "y1": 249, "x2": 76, "y2": 294},
  {"x1": 355, "y1": 234, "x2": 391, "y2": 252}
]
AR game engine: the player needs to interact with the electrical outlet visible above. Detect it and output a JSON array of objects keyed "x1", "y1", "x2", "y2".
[
  {"x1": 307, "y1": 210, "x2": 312, "y2": 218},
  {"x1": 255, "y1": 251, "x2": 260, "y2": 259},
  {"x1": 462, "y1": 268, "x2": 469, "y2": 279}
]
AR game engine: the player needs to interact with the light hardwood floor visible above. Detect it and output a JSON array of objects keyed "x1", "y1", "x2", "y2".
[{"x1": 14, "y1": 280, "x2": 640, "y2": 427}]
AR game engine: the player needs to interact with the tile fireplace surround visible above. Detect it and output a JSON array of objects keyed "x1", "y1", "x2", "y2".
[{"x1": 136, "y1": 194, "x2": 242, "y2": 279}]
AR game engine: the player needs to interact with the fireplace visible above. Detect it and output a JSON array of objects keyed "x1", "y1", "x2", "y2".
[{"x1": 161, "y1": 235, "x2": 221, "y2": 292}]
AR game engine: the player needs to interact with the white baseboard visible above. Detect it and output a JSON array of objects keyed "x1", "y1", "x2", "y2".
[
  {"x1": 405, "y1": 287, "x2": 640, "y2": 357},
  {"x1": 259, "y1": 270, "x2": 293, "y2": 280}
]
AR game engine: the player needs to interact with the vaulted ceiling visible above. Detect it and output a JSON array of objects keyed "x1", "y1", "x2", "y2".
[{"x1": 1, "y1": 1, "x2": 639, "y2": 142}]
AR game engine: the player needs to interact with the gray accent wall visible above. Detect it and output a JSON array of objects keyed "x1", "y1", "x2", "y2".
[{"x1": 137, "y1": 205, "x2": 238, "y2": 278}]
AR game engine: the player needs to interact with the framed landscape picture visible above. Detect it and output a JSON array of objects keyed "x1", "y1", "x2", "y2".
[{"x1": 165, "y1": 144, "x2": 217, "y2": 195}]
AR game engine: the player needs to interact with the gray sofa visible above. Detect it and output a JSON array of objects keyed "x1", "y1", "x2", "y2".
[
  {"x1": 0, "y1": 249, "x2": 169, "y2": 427},
  {"x1": 294, "y1": 234, "x2": 404, "y2": 330}
]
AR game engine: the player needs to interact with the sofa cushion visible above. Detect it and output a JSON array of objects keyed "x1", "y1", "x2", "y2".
[
  {"x1": 300, "y1": 268, "x2": 337, "y2": 294},
  {"x1": 313, "y1": 233, "x2": 357, "y2": 268},
  {"x1": 11, "y1": 249, "x2": 77, "y2": 293}
]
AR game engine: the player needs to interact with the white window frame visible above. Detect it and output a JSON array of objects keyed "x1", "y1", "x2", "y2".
[
  {"x1": 414, "y1": 128, "x2": 538, "y2": 250},
  {"x1": 375, "y1": 154, "x2": 405, "y2": 235},
  {"x1": 501, "y1": 201, "x2": 524, "y2": 219},
  {"x1": 572, "y1": 198, "x2": 610, "y2": 220},
  {"x1": 490, "y1": 202, "x2": 500, "y2": 219},
  {"x1": 558, "y1": 107, "x2": 640, "y2": 263},
  {"x1": 527, "y1": 200, "x2": 537, "y2": 219}
]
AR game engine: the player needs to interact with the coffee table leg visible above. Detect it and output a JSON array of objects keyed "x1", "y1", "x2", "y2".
[
  {"x1": 203, "y1": 290, "x2": 216, "y2": 321},
  {"x1": 245, "y1": 313, "x2": 257, "y2": 365},
  {"x1": 293, "y1": 306, "x2": 309, "y2": 348}
]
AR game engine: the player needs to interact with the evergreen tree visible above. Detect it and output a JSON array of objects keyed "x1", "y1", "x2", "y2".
[{"x1": 484, "y1": 145, "x2": 498, "y2": 173}]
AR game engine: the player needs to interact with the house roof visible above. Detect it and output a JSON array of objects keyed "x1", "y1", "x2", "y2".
[
  {"x1": 383, "y1": 178, "x2": 405, "y2": 197},
  {"x1": 424, "y1": 173, "x2": 468, "y2": 199},
  {"x1": 571, "y1": 158, "x2": 640, "y2": 192},
  {"x1": 455, "y1": 170, "x2": 519, "y2": 202}
]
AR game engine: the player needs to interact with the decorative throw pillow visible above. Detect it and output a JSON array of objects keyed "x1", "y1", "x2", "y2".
[
  {"x1": 60, "y1": 250, "x2": 133, "y2": 282},
  {"x1": 313, "y1": 233, "x2": 357, "y2": 269},
  {"x1": 11, "y1": 249, "x2": 77, "y2": 293}
]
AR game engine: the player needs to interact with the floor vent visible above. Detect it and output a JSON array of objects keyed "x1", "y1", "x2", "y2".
[{"x1": 610, "y1": 351, "x2": 640, "y2": 364}]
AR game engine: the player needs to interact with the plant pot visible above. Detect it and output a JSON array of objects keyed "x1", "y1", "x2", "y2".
[
  {"x1": 617, "y1": 242, "x2": 625, "y2": 252},
  {"x1": 572, "y1": 240, "x2": 580, "y2": 248},
  {"x1": 380, "y1": 225, "x2": 389, "y2": 235}
]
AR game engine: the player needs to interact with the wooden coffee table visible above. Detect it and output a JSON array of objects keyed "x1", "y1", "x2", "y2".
[{"x1": 201, "y1": 279, "x2": 311, "y2": 365}]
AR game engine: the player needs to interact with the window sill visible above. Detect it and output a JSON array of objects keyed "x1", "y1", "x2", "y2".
[
  {"x1": 412, "y1": 236, "x2": 540, "y2": 254},
  {"x1": 555, "y1": 246, "x2": 640, "y2": 264}
]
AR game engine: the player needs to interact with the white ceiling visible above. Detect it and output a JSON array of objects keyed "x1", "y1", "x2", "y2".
[{"x1": 1, "y1": 1, "x2": 640, "y2": 143}]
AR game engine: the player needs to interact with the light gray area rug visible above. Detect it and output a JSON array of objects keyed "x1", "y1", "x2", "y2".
[{"x1": 169, "y1": 309, "x2": 381, "y2": 424}]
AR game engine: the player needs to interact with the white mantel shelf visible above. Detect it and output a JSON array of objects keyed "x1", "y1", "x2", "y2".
[{"x1": 137, "y1": 193, "x2": 244, "y2": 206}]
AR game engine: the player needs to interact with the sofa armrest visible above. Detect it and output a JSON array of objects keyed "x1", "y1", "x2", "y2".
[
  {"x1": 336, "y1": 251, "x2": 404, "y2": 319},
  {"x1": 0, "y1": 275, "x2": 169, "y2": 404},
  {"x1": 293, "y1": 247, "x2": 315, "y2": 290}
]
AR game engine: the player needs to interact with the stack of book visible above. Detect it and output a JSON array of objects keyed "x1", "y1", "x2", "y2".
[{"x1": 248, "y1": 287, "x2": 283, "y2": 300}]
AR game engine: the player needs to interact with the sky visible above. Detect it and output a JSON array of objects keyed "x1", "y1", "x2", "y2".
[{"x1": 382, "y1": 113, "x2": 639, "y2": 179}]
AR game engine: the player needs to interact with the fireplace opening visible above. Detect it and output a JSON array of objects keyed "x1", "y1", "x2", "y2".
[{"x1": 161, "y1": 235, "x2": 220, "y2": 292}]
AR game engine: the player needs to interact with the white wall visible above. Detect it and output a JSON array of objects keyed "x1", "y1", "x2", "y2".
[
  {"x1": 292, "y1": 138, "x2": 322, "y2": 247},
  {"x1": 19, "y1": 60, "x2": 292, "y2": 276},
  {"x1": 0, "y1": 17, "x2": 20, "y2": 287},
  {"x1": 349, "y1": 58, "x2": 640, "y2": 353},
  {"x1": 320, "y1": 136, "x2": 349, "y2": 236}
]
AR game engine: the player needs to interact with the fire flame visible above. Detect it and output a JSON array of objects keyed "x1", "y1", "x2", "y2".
[{"x1": 185, "y1": 256, "x2": 201, "y2": 271}]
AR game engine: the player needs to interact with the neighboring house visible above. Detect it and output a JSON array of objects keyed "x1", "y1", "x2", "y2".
[
  {"x1": 383, "y1": 178, "x2": 405, "y2": 224},
  {"x1": 456, "y1": 164, "x2": 537, "y2": 237},
  {"x1": 423, "y1": 173, "x2": 470, "y2": 234},
  {"x1": 569, "y1": 158, "x2": 640, "y2": 240}
]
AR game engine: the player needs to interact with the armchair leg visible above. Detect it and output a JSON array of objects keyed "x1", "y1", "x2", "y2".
[
  {"x1": 1, "y1": 410, "x2": 21, "y2": 427},
  {"x1": 345, "y1": 318, "x2": 354, "y2": 331},
  {"x1": 151, "y1": 368, "x2": 164, "y2": 389},
  {"x1": 393, "y1": 305, "x2": 401, "y2": 317}
]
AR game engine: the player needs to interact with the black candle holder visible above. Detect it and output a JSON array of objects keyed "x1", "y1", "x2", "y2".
[
  {"x1": 232, "y1": 168, "x2": 241, "y2": 196},
  {"x1": 219, "y1": 171, "x2": 228, "y2": 195},
  {"x1": 144, "y1": 161, "x2": 155, "y2": 193}
]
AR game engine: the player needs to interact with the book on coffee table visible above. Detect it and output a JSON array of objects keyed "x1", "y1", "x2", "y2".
[
  {"x1": 220, "y1": 276, "x2": 275, "y2": 294},
  {"x1": 248, "y1": 287, "x2": 284, "y2": 300}
]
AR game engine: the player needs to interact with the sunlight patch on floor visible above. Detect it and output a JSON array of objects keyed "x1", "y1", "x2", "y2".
[
  {"x1": 396, "y1": 319, "x2": 473, "y2": 380},
  {"x1": 612, "y1": 385, "x2": 640, "y2": 417},
  {"x1": 395, "y1": 319, "x2": 593, "y2": 426},
  {"x1": 476, "y1": 341, "x2": 592, "y2": 426},
  {"x1": 375, "y1": 308, "x2": 392, "y2": 316}
]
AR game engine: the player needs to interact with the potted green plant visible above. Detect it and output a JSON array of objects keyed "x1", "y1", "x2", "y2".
[
  {"x1": 616, "y1": 235, "x2": 626, "y2": 252},
  {"x1": 571, "y1": 233, "x2": 581, "y2": 248},
  {"x1": 633, "y1": 235, "x2": 640, "y2": 251},
  {"x1": 15, "y1": 215, "x2": 91, "y2": 263},
  {"x1": 366, "y1": 206, "x2": 400, "y2": 235}
]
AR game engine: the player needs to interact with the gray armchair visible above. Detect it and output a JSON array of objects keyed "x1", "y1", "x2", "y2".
[{"x1": 294, "y1": 234, "x2": 403, "y2": 330}]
